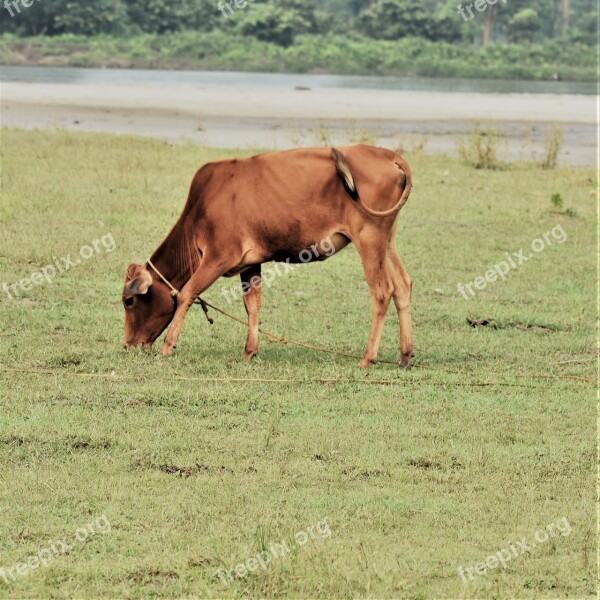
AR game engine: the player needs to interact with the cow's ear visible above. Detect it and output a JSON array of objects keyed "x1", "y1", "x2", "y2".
[
  {"x1": 124, "y1": 265, "x2": 153, "y2": 296},
  {"x1": 125, "y1": 263, "x2": 140, "y2": 280}
]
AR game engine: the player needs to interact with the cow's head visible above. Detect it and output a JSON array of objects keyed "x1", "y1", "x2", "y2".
[{"x1": 122, "y1": 263, "x2": 176, "y2": 348}]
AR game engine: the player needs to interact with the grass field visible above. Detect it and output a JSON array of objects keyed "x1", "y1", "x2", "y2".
[{"x1": 0, "y1": 128, "x2": 596, "y2": 598}]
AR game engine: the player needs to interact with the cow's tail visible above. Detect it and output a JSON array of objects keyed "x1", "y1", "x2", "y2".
[{"x1": 332, "y1": 147, "x2": 412, "y2": 218}]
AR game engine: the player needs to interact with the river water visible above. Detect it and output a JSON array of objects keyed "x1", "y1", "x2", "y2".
[{"x1": 1, "y1": 65, "x2": 595, "y2": 95}]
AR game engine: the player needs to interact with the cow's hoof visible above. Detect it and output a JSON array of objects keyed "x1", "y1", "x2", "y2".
[
  {"x1": 160, "y1": 344, "x2": 174, "y2": 357},
  {"x1": 400, "y1": 352, "x2": 414, "y2": 369},
  {"x1": 242, "y1": 350, "x2": 257, "y2": 361},
  {"x1": 358, "y1": 358, "x2": 374, "y2": 369}
]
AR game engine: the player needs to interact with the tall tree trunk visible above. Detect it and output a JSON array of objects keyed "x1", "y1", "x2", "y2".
[
  {"x1": 560, "y1": 0, "x2": 570, "y2": 36},
  {"x1": 482, "y1": 3, "x2": 497, "y2": 46},
  {"x1": 554, "y1": 0, "x2": 570, "y2": 36}
]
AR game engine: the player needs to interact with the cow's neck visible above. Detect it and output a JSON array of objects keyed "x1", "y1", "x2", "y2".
[{"x1": 149, "y1": 221, "x2": 199, "y2": 293}]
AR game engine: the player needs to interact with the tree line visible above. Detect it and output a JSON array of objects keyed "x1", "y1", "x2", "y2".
[{"x1": 0, "y1": 0, "x2": 596, "y2": 47}]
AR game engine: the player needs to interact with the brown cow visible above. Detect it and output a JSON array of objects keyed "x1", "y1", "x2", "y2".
[{"x1": 122, "y1": 144, "x2": 413, "y2": 368}]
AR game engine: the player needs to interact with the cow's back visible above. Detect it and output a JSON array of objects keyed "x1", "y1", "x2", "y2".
[{"x1": 185, "y1": 145, "x2": 407, "y2": 258}]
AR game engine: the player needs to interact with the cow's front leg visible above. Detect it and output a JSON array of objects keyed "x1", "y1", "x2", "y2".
[
  {"x1": 240, "y1": 265, "x2": 262, "y2": 360},
  {"x1": 160, "y1": 257, "x2": 227, "y2": 356}
]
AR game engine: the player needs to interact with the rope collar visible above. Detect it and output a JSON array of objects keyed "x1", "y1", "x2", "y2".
[
  {"x1": 147, "y1": 259, "x2": 179, "y2": 297},
  {"x1": 146, "y1": 259, "x2": 214, "y2": 324}
]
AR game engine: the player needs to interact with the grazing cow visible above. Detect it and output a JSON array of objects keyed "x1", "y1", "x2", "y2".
[{"x1": 122, "y1": 144, "x2": 413, "y2": 368}]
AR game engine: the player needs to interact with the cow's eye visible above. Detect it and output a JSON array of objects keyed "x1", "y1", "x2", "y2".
[{"x1": 124, "y1": 297, "x2": 134, "y2": 308}]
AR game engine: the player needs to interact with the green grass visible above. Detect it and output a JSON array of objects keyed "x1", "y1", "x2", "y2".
[
  {"x1": 0, "y1": 32, "x2": 597, "y2": 81},
  {"x1": 0, "y1": 128, "x2": 596, "y2": 598}
]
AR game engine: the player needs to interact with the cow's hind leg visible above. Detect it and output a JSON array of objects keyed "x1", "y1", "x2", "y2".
[
  {"x1": 161, "y1": 255, "x2": 229, "y2": 357},
  {"x1": 240, "y1": 265, "x2": 262, "y2": 360},
  {"x1": 354, "y1": 230, "x2": 394, "y2": 369},
  {"x1": 387, "y1": 245, "x2": 413, "y2": 368}
]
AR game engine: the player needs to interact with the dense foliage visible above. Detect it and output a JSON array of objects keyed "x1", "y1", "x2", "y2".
[
  {"x1": 0, "y1": 31, "x2": 595, "y2": 81},
  {"x1": 1, "y1": 0, "x2": 597, "y2": 46},
  {"x1": 0, "y1": 0, "x2": 595, "y2": 79}
]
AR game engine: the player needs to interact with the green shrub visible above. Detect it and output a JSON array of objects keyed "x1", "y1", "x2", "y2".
[
  {"x1": 457, "y1": 125, "x2": 502, "y2": 170},
  {"x1": 550, "y1": 193, "x2": 564, "y2": 209},
  {"x1": 541, "y1": 125, "x2": 564, "y2": 170}
]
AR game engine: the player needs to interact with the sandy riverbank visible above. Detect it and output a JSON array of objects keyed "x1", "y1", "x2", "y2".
[{"x1": 1, "y1": 81, "x2": 596, "y2": 165}]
